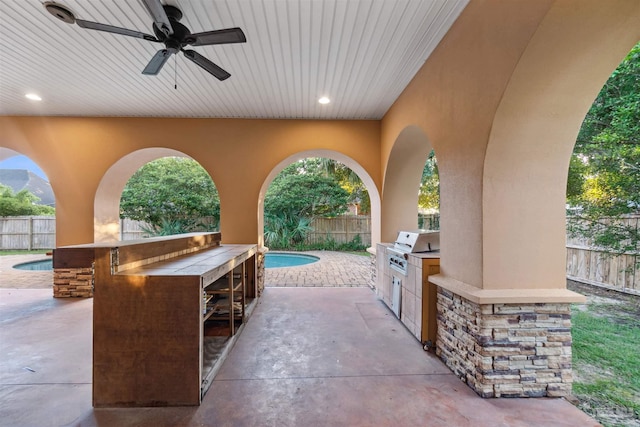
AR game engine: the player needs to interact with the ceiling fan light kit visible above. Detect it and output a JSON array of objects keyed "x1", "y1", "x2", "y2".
[{"x1": 43, "y1": 0, "x2": 245, "y2": 81}]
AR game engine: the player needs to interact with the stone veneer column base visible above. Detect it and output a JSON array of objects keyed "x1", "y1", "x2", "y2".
[
  {"x1": 436, "y1": 287, "x2": 573, "y2": 398},
  {"x1": 53, "y1": 267, "x2": 94, "y2": 298}
]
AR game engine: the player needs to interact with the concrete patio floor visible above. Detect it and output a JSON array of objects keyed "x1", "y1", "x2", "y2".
[{"x1": 0, "y1": 253, "x2": 599, "y2": 426}]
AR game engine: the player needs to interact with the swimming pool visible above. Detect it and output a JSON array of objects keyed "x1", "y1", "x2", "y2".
[
  {"x1": 12, "y1": 253, "x2": 319, "y2": 271},
  {"x1": 265, "y1": 252, "x2": 319, "y2": 268},
  {"x1": 13, "y1": 259, "x2": 53, "y2": 271}
]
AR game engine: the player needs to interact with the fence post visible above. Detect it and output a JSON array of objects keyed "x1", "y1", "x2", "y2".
[
  {"x1": 28, "y1": 216, "x2": 33, "y2": 251},
  {"x1": 345, "y1": 216, "x2": 350, "y2": 243}
]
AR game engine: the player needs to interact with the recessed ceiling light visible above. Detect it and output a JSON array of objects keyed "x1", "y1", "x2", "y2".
[
  {"x1": 318, "y1": 97, "x2": 330, "y2": 105},
  {"x1": 25, "y1": 93, "x2": 42, "y2": 101}
]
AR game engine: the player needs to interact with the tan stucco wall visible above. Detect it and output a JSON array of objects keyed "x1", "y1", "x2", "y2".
[
  {"x1": 0, "y1": 117, "x2": 381, "y2": 246},
  {"x1": 381, "y1": 0, "x2": 640, "y2": 292}
]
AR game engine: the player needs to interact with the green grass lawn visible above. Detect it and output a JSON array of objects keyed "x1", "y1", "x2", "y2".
[
  {"x1": 572, "y1": 300, "x2": 640, "y2": 426},
  {"x1": 0, "y1": 250, "x2": 51, "y2": 256}
]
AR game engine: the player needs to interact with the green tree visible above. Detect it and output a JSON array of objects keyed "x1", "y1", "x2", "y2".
[
  {"x1": 318, "y1": 158, "x2": 371, "y2": 214},
  {"x1": 265, "y1": 173, "x2": 349, "y2": 218},
  {"x1": 566, "y1": 155, "x2": 588, "y2": 205},
  {"x1": 263, "y1": 160, "x2": 350, "y2": 248},
  {"x1": 418, "y1": 150, "x2": 440, "y2": 212},
  {"x1": 568, "y1": 42, "x2": 640, "y2": 256},
  {"x1": 0, "y1": 184, "x2": 55, "y2": 216},
  {"x1": 120, "y1": 157, "x2": 219, "y2": 235}
]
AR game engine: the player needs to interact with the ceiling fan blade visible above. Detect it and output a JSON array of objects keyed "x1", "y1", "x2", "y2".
[
  {"x1": 189, "y1": 28, "x2": 246, "y2": 46},
  {"x1": 182, "y1": 50, "x2": 230, "y2": 81},
  {"x1": 142, "y1": 49, "x2": 172, "y2": 75},
  {"x1": 140, "y1": 0, "x2": 173, "y2": 36},
  {"x1": 76, "y1": 19, "x2": 158, "y2": 42}
]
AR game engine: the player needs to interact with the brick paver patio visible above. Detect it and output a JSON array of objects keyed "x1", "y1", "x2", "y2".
[
  {"x1": 0, "y1": 254, "x2": 53, "y2": 289},
  {"x1": 264, "y1": 251, "x2": 372, "y2": 287}
]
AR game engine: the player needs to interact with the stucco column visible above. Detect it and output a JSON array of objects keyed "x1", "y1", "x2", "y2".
[{"x1": 218, "y1": 184, "x2": 260, "y2": 244}]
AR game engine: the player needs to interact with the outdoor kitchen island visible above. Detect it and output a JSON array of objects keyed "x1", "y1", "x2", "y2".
[
  {"x1": 53, "y1": 232, "x2": 258, "y2": 407},
  {"x1": 375, "y1": 230, "x2": 441, "y2": 349}
]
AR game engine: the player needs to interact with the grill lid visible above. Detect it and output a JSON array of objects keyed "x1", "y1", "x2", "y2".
[{"x1": 393, "y1": 230, "x2": 439, "y2": 253}]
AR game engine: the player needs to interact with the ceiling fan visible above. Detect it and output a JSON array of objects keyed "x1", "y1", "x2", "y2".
[{"x1": 43, "y1": 0, "x2": 246, "y2": 81}]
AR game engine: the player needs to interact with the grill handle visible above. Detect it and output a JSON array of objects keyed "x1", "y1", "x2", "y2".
[{"x1": 393, "y1": 241, "x2": 413, "y2": 249}]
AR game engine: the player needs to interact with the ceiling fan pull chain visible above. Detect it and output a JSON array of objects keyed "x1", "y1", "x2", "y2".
[{"x1": 174, "y1": 55, "x2": 178, "y2": 90}]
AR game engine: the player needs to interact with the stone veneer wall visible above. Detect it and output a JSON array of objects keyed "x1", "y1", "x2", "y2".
[
  {"x1": 436, "y1": 287, "x2": 573, "y2": 398},
  {"x1": 53, "y1": 267, "x2": 94, "y2": 298},
  {"x1": 369, "y1": 253, "x2": 377, "y2": 290},
  {"x1": 257, "y1": 252, "x2": 265, "y2": 296}
]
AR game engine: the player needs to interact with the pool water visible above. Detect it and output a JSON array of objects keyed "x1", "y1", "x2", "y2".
[
  {"x1": 12, "y1": 253, "x2": 319, "y2": 270},
  {"x1": 13, "y1": 259, "x2": 53, "y2": 271},
  {"x1": 265, "y1": 252, "x2": 319, "y2": 268}
]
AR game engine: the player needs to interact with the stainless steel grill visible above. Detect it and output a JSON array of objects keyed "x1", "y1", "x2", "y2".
[
  {"x1": 393, "y1": 230, "x2": 440, "y2": 254},
  {"x1": 387, "y1": 230, "x2": 439, "y2": 275}
]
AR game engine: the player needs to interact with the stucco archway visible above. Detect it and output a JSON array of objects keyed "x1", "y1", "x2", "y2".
[
  {"x1": 482, "y1": 5, "x2": 640, "y2": 290},
  {"x1": 0, "y1": 147, "x2": 56, "y2": 206},
  {"x1": 94, "y1": 148, "x2": 192, "y2": 242},
  {"x1": 0, "y1": 147, "x2": 21, "y2": 162},
  {"x1": 257, "y1": 149, "x2": 381, "y2": 249},
  {"x1": 0, "y1": 147, "x2": 56, "y2": 249},
  {"x1": 381, "y1": 125, "x2": 434, "y2": 243},
  {"x1": 0, "y1": 147, "x2": 53, "y2": 196}
]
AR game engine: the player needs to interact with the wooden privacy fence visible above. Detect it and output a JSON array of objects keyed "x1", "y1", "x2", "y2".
[
  {"x1": 120, "y1": 217, "x2": 219, "y2": 240},
  {"x1": 566, "y1": 246, "x2": 638, "y2": 293},
  {"x1": 566, "y1": 214, "x2": 639, "y2": 294},
  {"x1": 121, "y1": 218, "x2": 151, "y2": 240},
  {"x1": 418, "y1": 213, "x2": 440, "y2": 230},
  {"x1": 0, "y1": 216, "x2": 56, "y2": 250},
  {"x1": 125, "y1": 216, "x2": 373, "y2": 246},
  {"x1": 306, "y1": 215, "x2": 371, "y2": 246}
]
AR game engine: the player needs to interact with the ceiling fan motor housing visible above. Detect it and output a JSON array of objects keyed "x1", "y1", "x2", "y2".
[
  {"x1": 44, "y1": 2, "x2": 76, "y2": 24},
  {"x1": 152, "y1": 5, "x2": 195, "y2": 50}
]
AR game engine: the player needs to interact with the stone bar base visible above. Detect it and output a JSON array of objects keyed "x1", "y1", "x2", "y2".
[
  {"x1": 53, "y1": 267, "x2": 93, "y2": 298},
  {"x1": 257, "y1": 251, "x2": 265, "y2": 296},
  {"x1": 436, "y1": 287, "x2": 573, "y2": 398},
  {"x1": 368, "y1": 251, "x2": 377, "y2": 290}
]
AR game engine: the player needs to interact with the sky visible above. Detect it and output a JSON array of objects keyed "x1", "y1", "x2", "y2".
[{"x1": 0, "y1": 155, "x2": 48, "y2": 180}]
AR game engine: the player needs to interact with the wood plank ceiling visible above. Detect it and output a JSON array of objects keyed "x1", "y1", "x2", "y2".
[{"x1": 0, "y1": 0, "x2": 468, "y2": 119}]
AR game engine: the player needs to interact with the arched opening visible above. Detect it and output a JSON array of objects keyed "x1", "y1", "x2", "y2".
[
  {"x1": 0, "y1": 147, "x2": 56, "y2": 250},
  {"x1": 94, "y1": 148, "x2": 218, "y2": 242},
  {"x1": 563, "y1": 41, "x2": 640, "y2": 426},
  {"x1": 565, "y1": 41, "x2": 640, "y2": 293},
  {"x1": 258, "y1": 150, "x2": 380, "y2": 249},
  {"x1": 382, "y1": 125, "x2": 434, "y2": 242},
  {"x1": 120, "y1": 157, "x2": 220, "y2": 239},
  {"x1": 418, "y1": 149, "x2": 440, "y2": 231}
]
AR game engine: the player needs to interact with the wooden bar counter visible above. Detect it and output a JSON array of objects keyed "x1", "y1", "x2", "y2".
[{"x1": 53, "y1": 232, "x2": 257, "y2": 407}]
